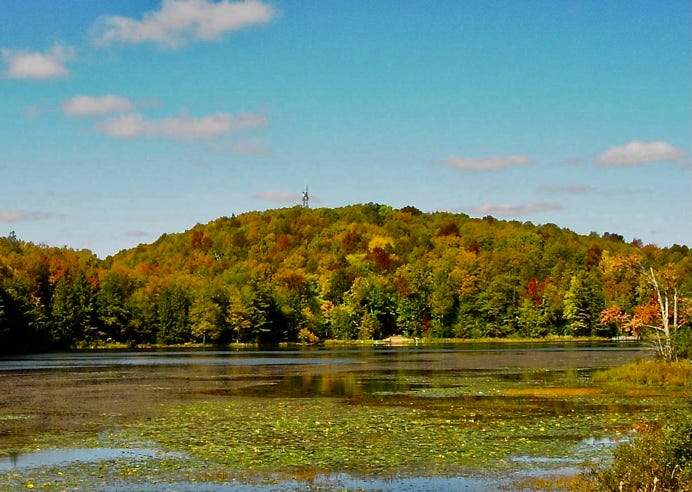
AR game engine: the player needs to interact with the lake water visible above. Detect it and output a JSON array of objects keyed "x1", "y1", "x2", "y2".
[{"x1": 0, "y1": 342, "x2": 670, "y2": 490}]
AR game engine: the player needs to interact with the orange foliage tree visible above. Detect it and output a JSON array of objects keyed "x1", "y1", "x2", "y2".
[{"x1": 601, "y1": 265, "x2": 691, "y2": 361}]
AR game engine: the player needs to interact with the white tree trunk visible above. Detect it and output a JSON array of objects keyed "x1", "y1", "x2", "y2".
[{"x1": 645, "y1": 267, "x2": 676, "y2": 361}]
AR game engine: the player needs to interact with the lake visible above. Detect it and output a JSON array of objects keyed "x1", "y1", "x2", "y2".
[{"x1": 0, "y1": 342, "x2": 682, "y2": 491}]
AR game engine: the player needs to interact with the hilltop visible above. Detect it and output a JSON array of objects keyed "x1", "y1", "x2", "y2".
[{"x1": 1, "y1": 204, "x2": 690, "y2": 352}]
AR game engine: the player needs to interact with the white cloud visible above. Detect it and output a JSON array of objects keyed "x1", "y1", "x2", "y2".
[
  {"x1": 63, "y1": 94, "x2": 135, "y2": 117},
  {"x1": 444, "y1": 155, "x2": 531, "y2": 171},
  {"x1": 1, "y1": 43, "x2": 74, "y2": 79},
  {"x1": 92, "y1": 0, "x2": 276, "y2": 48},
  {"x1": 470, "y1": 202, "x2": 562, "y2": 216},
  {"x1": 96, "y1": 113, "x2": 154, "y2": 138},
  {"x1": 254, "y1": 190, "x2": 299, "y2": 203},
  {"x1": 96, "y1": 111, "x2": 266, "y2": 140},
  {"x1": 0, "y1": 210, "x2": 56, "y2": 222},
  {"x1": 159, "y1": 113, "x2": 266, "y2": 139},
  {"x1": 597, "y1": 140, "x2": 683, "y2": 166}
]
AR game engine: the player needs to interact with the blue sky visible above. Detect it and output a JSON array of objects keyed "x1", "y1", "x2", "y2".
[{"x1": 1, "y1": 0, "x2": 690, "y2": 258}]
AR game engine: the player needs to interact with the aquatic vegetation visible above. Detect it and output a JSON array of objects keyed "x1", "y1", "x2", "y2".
[
  {"x1": 0, "y1": 345, "x2": 689, "y2": 490},
  {"x1": 113, "y1": 385, "x2": 678, "y2": 479}
]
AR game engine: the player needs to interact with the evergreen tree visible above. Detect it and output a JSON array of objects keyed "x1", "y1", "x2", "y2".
[
  {"x1": 97, "y1": 271, "x2": 135, "y2": 342},
  {"x1": 563, "y1": 270, "x2": 605, "y2": 336},
  {"x1": 157, "y1": 285, "x2": 191, "y2": 344},
  {"x1": 50, "y1": 271, "x2": 97, "y2": 348}
]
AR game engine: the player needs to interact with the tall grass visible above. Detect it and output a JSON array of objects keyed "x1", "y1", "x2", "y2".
[{"x1": 592, "y1": 359, "x2": 691, "y2": 387}]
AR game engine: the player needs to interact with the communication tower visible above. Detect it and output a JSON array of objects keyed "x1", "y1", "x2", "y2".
[{"x1": 302, "y1": 185, "x2": 309, "y2": 208}]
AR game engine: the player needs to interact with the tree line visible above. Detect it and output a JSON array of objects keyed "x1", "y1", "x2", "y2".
[{"x1": 1, "y1": 204, "x2": 690, "y2": 354}]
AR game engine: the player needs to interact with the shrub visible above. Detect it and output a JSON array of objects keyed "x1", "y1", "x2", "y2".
[
  {"x1": 674, "y1": 325, "x2": 692, "y2": 359},
  {"x1": 577, "y1": 412, "x2": 692, "y2": 491},
  {"x1": 297, "y1": 327, "x2": 319, "y2": 344}
]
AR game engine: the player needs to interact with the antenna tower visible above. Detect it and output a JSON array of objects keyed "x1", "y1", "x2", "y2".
[{"x1": 302, "y1": 185, "x2": 309, "y2": 208}]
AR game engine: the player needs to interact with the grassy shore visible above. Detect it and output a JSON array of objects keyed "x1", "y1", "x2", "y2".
[
  {"x1": 593, "y1": 358, "x2": 691, "y2": 386},
  {"x1": 74, "y1": 335, "x2": 615, "y2": 351}
]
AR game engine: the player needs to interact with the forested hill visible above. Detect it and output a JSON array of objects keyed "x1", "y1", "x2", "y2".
[{"x1": 1, "y1": 204, "x2": 691, "y2": 353}]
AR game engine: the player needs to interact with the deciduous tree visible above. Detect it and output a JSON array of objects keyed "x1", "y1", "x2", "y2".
[{"x1": 602, "y1": 265, "x2": 691, "y2": 361}]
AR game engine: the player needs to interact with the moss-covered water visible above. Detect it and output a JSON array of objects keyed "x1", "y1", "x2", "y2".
[{"x1": 0, "y1": 342, "x2": 687, "y2": 490}]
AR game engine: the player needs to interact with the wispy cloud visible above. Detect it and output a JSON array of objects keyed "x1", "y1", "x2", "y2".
[
  {"x1": 125, "y1": 230, "x2": 151, "y2": 238},
  {"x1": 1, "y1": 43, "x2": 74, "y2": 79},
  {"x1": 254, "y1": 190, "x2": 300, "y2": 203},
  {"x1": 0, "y1": 210, "x2": 59, "y2": 222},
  {"x1": 63, "y1": 94, "x2": 135, "y2": 117},
  {"x1": 233, "y1": 140, "x2": 271, "y2": 157},
  {"x1": 159, "y1": 113, "x2": 266, "y2": 139},
  {"x1": 538, "y1": 184, "x2": 592, "y2": 194},
  {"x1": 25, "y1": 103, "x2": 51, "y2": 119},
  {"x1": 92, "y1": 0, "x2": 276, "y2": 48},
  {"x1": 470, "y1": 202, "x2": 562, "y2": 216},
  {"x1": 96, "y1": 111, "x2": 267, "y2": 140},
  {"x1": 597, "y1": 140, "x2": 683, "y2": 166},
  {"x1": 444, "y1": 155, "x2": 531, "y2": 171}
]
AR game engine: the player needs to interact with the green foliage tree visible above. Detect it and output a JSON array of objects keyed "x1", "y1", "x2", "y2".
[
  {"x1": 348, "y1": 276, "x2": 397, "y2": 339},
  {"x1": 122, "y1": 288, "x2": 157, "y2": 346},
  {"x1": 50, "y1": 271, "x2": 97, "y2": 348},
  {"x1": 189, "y1": 293, "x2": 225, "y2": 344},
  {"x1": 97, "y1": 271, "x2": 135, "y2": 342},
  {"x1": 226, "y1": 287, "x2": 253, "y2": 343},
  {"x1": 563, "y1": 269, "x2": 606, "y2": 337},
  {"x1": 328, "y1": 303, "x2": 357, "y2": 340},
  {"x1": 0, "y1": 283, "x2": 35, "y2": 352},
  {"x1": 157, "y1": 285, "x2": 191, "y2": 344},
  {"x1": 394, "y1": 264, "x2": 432, "y2": 338}
]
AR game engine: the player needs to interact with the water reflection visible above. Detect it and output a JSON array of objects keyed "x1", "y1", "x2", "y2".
[
  {"x1": 0, "y1": 447, "x2": 176, "y2": 472},
  {"x1": 0, "y1": 351, "x2": 362, "y2": 371},
  {"x1": 0, "y1": 342, "x2": 656, "y2": 490}
]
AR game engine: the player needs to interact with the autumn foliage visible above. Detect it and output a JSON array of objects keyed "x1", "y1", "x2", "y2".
[
  {"x1": 601, "y1": 265, "x2": 692, "y2": 360},
  {"x1": 1, "y1": 205, "x2": 690, "y2": 353}
]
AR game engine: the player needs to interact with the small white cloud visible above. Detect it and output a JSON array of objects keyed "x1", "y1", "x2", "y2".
[
  {"x1": 254, "y1": 190, "x2": 300, "y2": 203},
  {"x1": 92, "y1": 0, "x2": 276, "y2": 48},
  {"x1": 63, "y1": 94, "x2": 135, "y2": 117},
  {"x1": 444, "y1": 155, "x2": 531, "y2": 171},
  {"x1": 1, "y1": 43, "x2": 74, "y2": 79},
  {"x1": 0, "y1": 210, "x2": 57, "y2": 222},
  {"x1": 470, "y1": 202, "x2": 562, "y2": 216},
  {"x1": 96, "y1": 113, "x2": 154, "y2": 138},
  {"x1": 565, "y1": 155, "x2": 582, "y2": 165},
  {"x1": 96, "y1": 111, "x2": 266, "y2": 140},
  {"x1": 597, "y1": 140, "x2": 683, "y2": 166}
]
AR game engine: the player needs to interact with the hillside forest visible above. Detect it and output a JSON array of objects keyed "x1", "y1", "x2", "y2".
[{"x1": 1, "y1": 204, "x2": 690, "y2": 354}]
